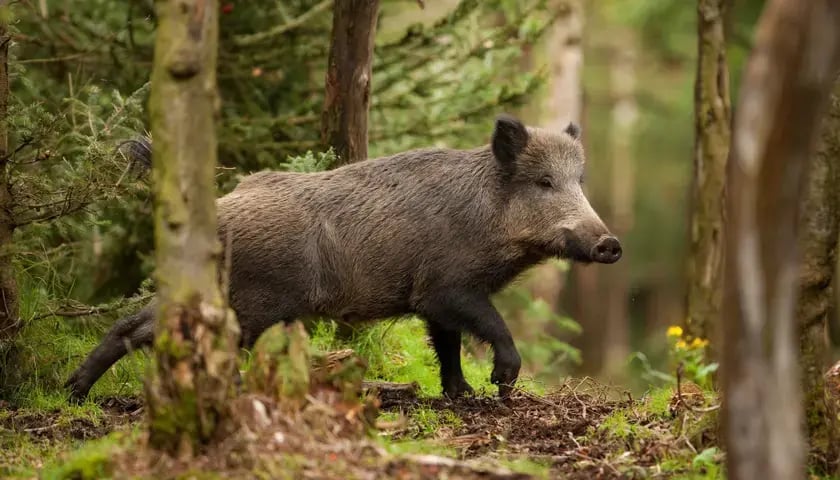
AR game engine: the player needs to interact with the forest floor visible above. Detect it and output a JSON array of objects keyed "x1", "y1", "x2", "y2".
[
  {"x1": 1, "y1": 318, "x2": 723, "y2": 479},
  {"x1": 1, "y1": 377, "x2": 722, "y2": 479}
]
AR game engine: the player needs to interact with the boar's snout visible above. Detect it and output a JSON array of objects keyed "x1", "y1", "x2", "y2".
[{"x1": 590, "y1": 235, "x2": 622, "y2": 264}]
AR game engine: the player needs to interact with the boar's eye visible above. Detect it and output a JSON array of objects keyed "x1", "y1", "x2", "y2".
[
  {"x1": 579, "y1": 174, "x2": 585, "y2": 185},
  {"x1": 537, "y1": 176, "x2": 554, "y2": 189}
]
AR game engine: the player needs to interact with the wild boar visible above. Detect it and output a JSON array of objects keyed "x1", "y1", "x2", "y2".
[{"x1": 65, "y1": 114, "x2": 621, "y2": 402}]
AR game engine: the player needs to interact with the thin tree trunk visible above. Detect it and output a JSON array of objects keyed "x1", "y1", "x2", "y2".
[
  {"x1": 797, "y1": 77, "x2": 840, "y2": 472},
  {"x1": 684, "y1": 0, "x2": 731, "y2": 346},
  {"x1": 321, "y1": 0, "x2": 379, "y2": 167},
  {"x1": 603, "y1": 39, "x2": 637, "y2": 375},
  {"x1": 145, "y1": 0, "x2": 240, "y2": 456},
  {"x1": 0, "y1": 3, "x2": 17, "y2": 347},
  {"x1": 720, "y1": 1, "x2": 840, "y2": 478}
]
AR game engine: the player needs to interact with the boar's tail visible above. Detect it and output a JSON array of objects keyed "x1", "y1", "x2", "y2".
[{"x1": 114, "y1": 135, "x2": 152, "y2": 185}]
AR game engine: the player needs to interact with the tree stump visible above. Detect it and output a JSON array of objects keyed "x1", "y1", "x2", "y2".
[{"x1": 246, "y1": 321, "x2": 311, "y2": 409}]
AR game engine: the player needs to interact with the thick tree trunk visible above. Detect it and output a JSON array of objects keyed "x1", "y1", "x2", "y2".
[
  {"x1": 145, "y1": 0, "x2": 240, "y2": 456},
  {"x1": 602, "y1": 38, "x2": 637, "y2": 375},
  {"x1": 797, "y1": 77, "x2": 840, "y2": 472},
  {"x1": 0, "y1": 6, "x2": 17, "y2": 347},
  {"x1": 684, "y1": 0, "x2": 731, "y2": 346},
  {"x1": 720, "y1": 1, "x2": 840, "y2": 479},
  {"x1": 825, "y1": 360, "x2": 840, "y2": 475},
  {"x1": 321, "y1": 0, "x2": 379, "y2": 167}
]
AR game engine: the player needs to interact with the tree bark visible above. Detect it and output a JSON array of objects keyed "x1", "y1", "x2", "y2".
[
  {"x1": 321, "y1": 0, "x2": 379, "y2": 167},
  {"x1": 720, "y1": 1, "x2": 840, "y2": 479},
  {"x1": 684, "y1": 0, "x2": 731, "y2": 346},
  {"x1": 797, "y1": 77, "x2": 840, "y2": 472},
  {"x1": 825, "y1": 360, "x2": 840, "y2": 475},
  {"x1": 0, "y1": 3, "x2": 18, "y2": 348},
  {"x1": 145, "y1": 0, "x2": 240, "y2": 456}
]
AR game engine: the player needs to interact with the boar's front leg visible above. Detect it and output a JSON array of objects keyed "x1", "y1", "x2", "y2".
[
  {"x1": 426, "y1": 321, "x2": 474, "y2": 399},
  {"x1": 419, "y1": 290, "x2": 521, "y2": 399}
]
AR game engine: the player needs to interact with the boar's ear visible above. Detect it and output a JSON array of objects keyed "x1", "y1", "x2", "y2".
[
  {"x1": 564, "y1": 122, "x2": 581, "y2": 140},
  {"x1": 492, "y1": 114, "x2": 529, "y2": 165}
]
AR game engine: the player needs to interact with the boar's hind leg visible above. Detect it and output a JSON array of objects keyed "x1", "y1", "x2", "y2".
[
  {"x1": 64, "y1": 302, "x2": 156, "y2": 402},
  {"x1": 426, "y1": 321, "x2": 474, "y2": 398},
  {"x1": 419, "y1": 290, "x2": 521, "y2": 399}
]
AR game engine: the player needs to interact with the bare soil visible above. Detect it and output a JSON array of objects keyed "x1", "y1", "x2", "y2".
[{"x1": 0, "y1": 395, "x2": 143, "y2": 441}]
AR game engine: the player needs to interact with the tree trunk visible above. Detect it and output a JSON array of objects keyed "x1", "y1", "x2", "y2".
[
  {"x1": 720, "y1": 1, "x2": 840, "y2": 479},
  {"x1": 145, "y1": 0, "x2": 240, "y2": 456},
  {"x1": 321, "y1": 0, "x2": 379, "y2": 167},
  {"x1": 825, "y1": 360, "x2": 840, "y2": 475},
  {"x1": 0, "y1": 4, "x2": 18, "y2": 348},
  {"x1": 684, "y1": 0, "x2": 731, "y2": 347},
  {"x1": 797, "y1": 77, "x2": 840, "y2": 472},
  {"x1": 602, "y1": 38, "x2": 637, "y2": 375}
]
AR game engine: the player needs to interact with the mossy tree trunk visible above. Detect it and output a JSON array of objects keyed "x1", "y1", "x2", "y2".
[
  {"x1": 684, "y1": 0, "x2": 731, "y2": 347},
  {"x1": 321, "y1": 0, "x2": 379, "y2": 167},
  {"x1": 797, "y1": 77, "x2": 840, "y2": 472},
  {"x1": 0, "y1": 4, "x2": 18, "y2": 348},
  {"x1": 145, "y1": 0, "x2": 240, "y2": 456},
  {"x1": 720, "y1": 0, "x2": 840, "y2": 478}
]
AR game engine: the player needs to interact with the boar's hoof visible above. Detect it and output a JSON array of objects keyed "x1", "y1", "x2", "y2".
[
  {"x1": 442, "y1": 378, "x2": 475, "y2": 399},
  {"x1": 64, "y1": 374, "x2": 91, "y2": 404},
  {"x1": 491, "y1": 355, "x2": 521, "y2": 400},
  {"x1": 591, "y1": 235, "x2": 622, "y2": 264}
]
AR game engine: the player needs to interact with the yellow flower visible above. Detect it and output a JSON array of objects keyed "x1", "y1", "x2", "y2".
[
  {"x1": 675, "y1": 340, "x2": 688, "y2": 349},
  {"x1": 690, "y1": 338, "x2": 709, "y2": 349},
  {"x1": 666, "y1": 326, "x2": 683, "y2": 338}
]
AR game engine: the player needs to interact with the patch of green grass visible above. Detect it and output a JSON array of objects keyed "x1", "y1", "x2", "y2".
[
  {"x1": 658, "y1": 447, "x2": 724, "y2": 480},
  {"x1": 1, "y1": 273, "x2": 147, "y2": 408},
  {"x1": 378, "y1": 436, "x2": 458, "y2": 457},
  {"x1": 405, "y1": 405, "x2": 463, "y2": 437},
  {"x1": 40, "y1": 428, "x2": 138, "y2": 480},
  {"x1": 596, "y1": 409, "x2": 654, "y2": 444},
  {"x1": 0, "y1": 429, "x2": 68, "y2": 478},
  {"x1": 310, "y1": 317, "x2": 495, "y2": 397},
  {"x1": 643, "y1": 386, "x2": 674, "y2": 418},
  {"x1": 496, "y1": 457, "x2": 552, "y2": 479}
]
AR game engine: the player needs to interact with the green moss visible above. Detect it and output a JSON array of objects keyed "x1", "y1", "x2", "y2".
[
  {"x1": 41, "y1": 429, "x2": 137, "y2": 480},
  {"x1": 379, "y1": 437, "x2": 457, "y2": 457},
  {"x1": 496, "y1": 457, "x2": 552, "y2": 478},
  {"x1": 597, "y1": 409, "x2": 653, "y2": 444},
  {"x1": 644, "y1": 386, "x2": 674, "y2": 417}
]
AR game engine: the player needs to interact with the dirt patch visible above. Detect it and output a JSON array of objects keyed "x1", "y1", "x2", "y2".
[
  {"x1": 105, "y1": 392, "x2": 532, "y2": 480},
  {"x1": 0, "y1": 395, "x2": 143, "y2": 442},
  {"x1": 380, "y1": 380, "x2": 718, "y2": 479},
  {"x1": 384, "y1": 380, "x2": 627, "y2": 456}
]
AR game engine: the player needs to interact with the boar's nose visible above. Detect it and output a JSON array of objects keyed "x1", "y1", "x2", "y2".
[{"x1": 591, "y1": 235, "x2": 622, "y2": 264}]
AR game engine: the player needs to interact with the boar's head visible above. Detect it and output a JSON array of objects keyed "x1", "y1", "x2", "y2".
[{"x1": 492, "y1": 114, "x2": 622, "y2": 265}]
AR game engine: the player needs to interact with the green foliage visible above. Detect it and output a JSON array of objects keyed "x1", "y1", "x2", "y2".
[
  {"x1": 11, "y1": 0, "x2": 558, "y2": 307},
  {"x1": 40, "y1": 429, "x2": 137, "y2": 480},
  {"x1": 405, "y1": 406, "x2": 463, "y2": 437},
  {"x1": 1, "y1": 271, "x2": 147, "y2": 404},
  {"x1": 628, "y1": 326, "x2": 718, "y2": 391},
  {"x1": 310, "y1": 317, "x2": 492, "y2": 397}
]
